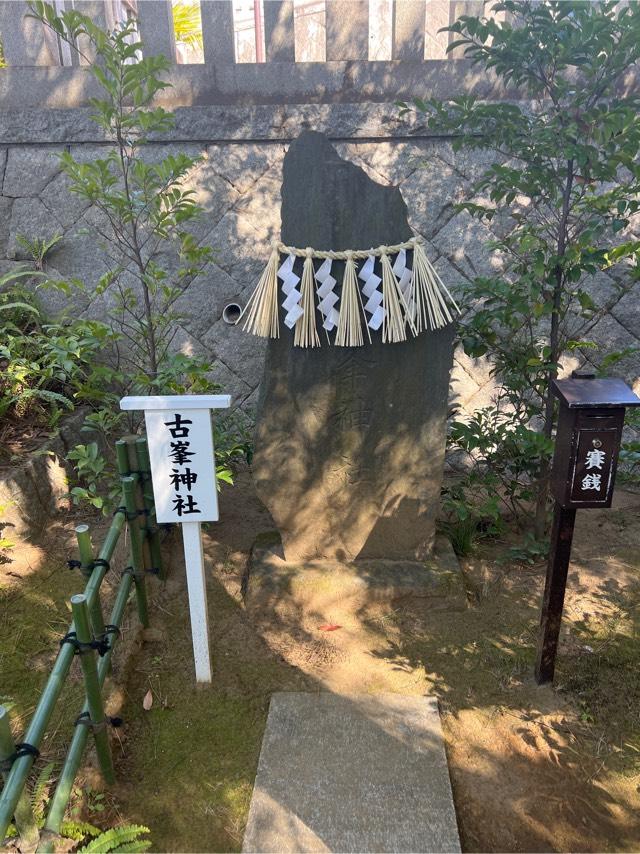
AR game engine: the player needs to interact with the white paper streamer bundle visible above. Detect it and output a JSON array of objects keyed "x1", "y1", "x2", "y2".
[{"x1": 238, "y1": 236, "x2": 459, "y2": 347}]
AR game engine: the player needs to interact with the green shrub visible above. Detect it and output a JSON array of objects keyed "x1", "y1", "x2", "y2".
[
  {"x1": 402, "y1": 0, "x2": 640, "y2": 540},
  {"x1": 0, "y1": 268, "x2": 118, "y2": 440}
]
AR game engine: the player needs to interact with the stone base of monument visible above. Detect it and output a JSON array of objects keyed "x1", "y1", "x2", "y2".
[
  {"x1": 244, "y1": 534, "x2": 467, "y2": 616},
  {"x1": 242, "y1": 692, "x2": 461, "y2": 853}
]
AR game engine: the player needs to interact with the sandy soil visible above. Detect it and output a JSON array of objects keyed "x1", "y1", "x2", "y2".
[
  {"x1": 115, "y1": 470, "x2": 640, "y2": 852},
  {"x1": 2, "y1": 470, "x2": 640, "y2": 852}
]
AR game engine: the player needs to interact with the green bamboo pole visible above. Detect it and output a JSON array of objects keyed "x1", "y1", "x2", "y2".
[
  {"x1": 0, "y1": 708, "x2": 39, "y2": 851},
  {"x1": 121, "y1": 476, "x2": 149, "y2": 628},
  {"x1": 115, "y1": 438, "x2": 130, "y2": 477},
  {"x1": 37, "y1": 572, "x2": 134, "y2": 853},
  {"x1": 75, "y1": 525, "x2": 106, "y2": 639},
  {"x1": 0, "y1": 510, "x2": 126, "y2": 841},
  {"x1": 124, "y1": 439, "x2": 153, "y2": 576},
  {"x1": 135, "y1": 436, "x2": 164, "y2": 580},
  {"x1": 69, "y1": 595, "x2": 115, "y2": 785}
]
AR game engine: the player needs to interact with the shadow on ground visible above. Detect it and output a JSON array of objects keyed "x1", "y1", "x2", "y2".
[{"x1": 114, "y1": 470, "x2": 640, "y2": 853}]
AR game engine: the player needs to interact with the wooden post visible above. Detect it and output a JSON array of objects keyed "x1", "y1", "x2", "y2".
[
  {"x1": 0, "y1": 707, "x2": 39, "y2": 850},
  {"x1": 119, "y1": 394, "x2": 231, "y2": 684},
  {"x1": 70, "y1": 595, "x2": 115, "y2": 784},
  {"x1": 535, "y1": 503, "x2": 577, "y2": 684},
  {"x1": 182, "y1": 521, "x2": 212, "y2": 682},
  {"x1": 535, "y1": 375, "x2": 640, "y2": 683}
]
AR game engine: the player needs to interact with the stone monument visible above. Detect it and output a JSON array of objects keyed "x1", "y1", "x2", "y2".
[{"x1": 251, "y1": 130, "x2": 455, "y2": 565}]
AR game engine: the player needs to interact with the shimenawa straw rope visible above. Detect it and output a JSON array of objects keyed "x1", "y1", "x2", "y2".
[{"x1": 237, "y1": 236, "x2": 460, "y2": 347}]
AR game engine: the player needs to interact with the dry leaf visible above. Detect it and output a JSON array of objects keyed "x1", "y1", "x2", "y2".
[
  {"x1": 318, "y1": 624, "x2": 342, "y2": 632},
  {"x1": 143, "y1": 688, "x2": 153, "y2": 711}
]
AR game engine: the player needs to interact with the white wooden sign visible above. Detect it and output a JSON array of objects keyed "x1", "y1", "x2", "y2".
[{"x1": 120, "y1": 394, "x2": 231, "y2": 682}]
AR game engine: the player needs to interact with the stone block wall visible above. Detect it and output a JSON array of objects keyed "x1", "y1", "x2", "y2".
[{"x1": 1, "y1": 103, "x2": 638, "y2": 419}]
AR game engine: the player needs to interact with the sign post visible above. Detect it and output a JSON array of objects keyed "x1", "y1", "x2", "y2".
[
  {"x1": 120, "y1": 394, "x2": 231, "y2": 683},
  {"x1": 535, "y1": 373, "x2": 640, "y2": 685}
]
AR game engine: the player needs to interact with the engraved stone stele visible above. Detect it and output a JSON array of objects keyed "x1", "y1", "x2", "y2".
[{"x1": 252, "y1": 130, "x2": 455, "y2": 563}]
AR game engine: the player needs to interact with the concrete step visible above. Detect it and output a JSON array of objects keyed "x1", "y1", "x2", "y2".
[{"x1": 242, "y1": 692, "x2": 461, "y2": 853}]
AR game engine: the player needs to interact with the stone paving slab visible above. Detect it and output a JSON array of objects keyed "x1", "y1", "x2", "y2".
[{"x1": 242, "y1": 692, "x2": 461, "y2": 853}]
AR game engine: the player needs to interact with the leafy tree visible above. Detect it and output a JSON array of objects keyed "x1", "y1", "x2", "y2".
[
  {"x1": 402, "y1": 0, "x2": 640, "y2": 538},
  {"x1": 24, "y1": 2, "x2": 250, "y2": 508},
  {"x1": 29, "y1": 1, "x2": 211, "y2": 384}
]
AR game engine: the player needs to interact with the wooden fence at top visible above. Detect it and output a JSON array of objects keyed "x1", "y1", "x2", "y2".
[{"x1": 0, "y1": 0, "x2": 515, "y2": 109}]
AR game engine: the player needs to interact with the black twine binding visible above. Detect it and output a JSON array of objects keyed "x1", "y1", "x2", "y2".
[
  {"x1": 74, "y1": 712, "x2": 123, "y2": 730},
  {"x1": 0, "y1": 742, "x2": 40, "y2": 773},
  {"x1": 60, "y1": 631, "x2": 110, "y2": 657},
  {"x1": 123, "y1": 565, "x2": 157, "y2": 578},
  {"x1": 115, "y1": 506, "x2": 148, "y2": 521},
  {"x1": 67, "y1": 559, "x2": 82, "y2": 571},
  {"x1": 91, "y1": 558, "x2": 110, "y2": 573}
]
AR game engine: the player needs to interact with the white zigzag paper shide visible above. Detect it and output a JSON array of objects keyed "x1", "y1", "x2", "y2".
[{"x1": 238, "y1": 237, "x2": 460, "y2": 347}]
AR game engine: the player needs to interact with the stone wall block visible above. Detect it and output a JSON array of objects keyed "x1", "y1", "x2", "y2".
[
  {"x1": 40, "y1": 171, "x2": 91, "y2": 229},
  {"x1": 202, "y1": 320, "x2": 268, "y2": 393},
  {"x1": 0, "y1": 197, "x2": 13, "y2": 257},
  {"x1": 3, "y1": 146, "x2": 63, "y2": 197},
  {"x1": 6, "y1": 197, "x2": 63, "y2": 259},
  {"x1": 610, "y1": 281, "x2": 640, "y2": 339},
  {"x1": 206, "y1": 142, "x2": 286, "y2": 195},
  {"x1": 172, "y1": 262, "x2": 244, "y2": 340},
  {"x1": 580, "y1": 312, "x2": 640, "y2": 385}
]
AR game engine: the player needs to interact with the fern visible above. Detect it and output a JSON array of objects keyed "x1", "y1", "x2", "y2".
[
  {"x1": 0, "y1": 301, "x2": 40, "y2": 315},
  {"x1": 60, "y1": 819, "x2": 102, "y2": 841},
  {"x1": 15, "y1": 233, "x2": 63, "y2": 269},
  {"x1": 30, "y1": 761, "x2": 55, "y2": 825},
  {"x1": 77, "y1": 824, "x2": 151, "y2": 853},
  {"x1": 112, "y1": 842, "x2": 152, "y2": 853},
  {"x1": 0, "y1": 266, "x2": 45, "y2": 289},
  {"x1": 9, "y1": 388, "x2": 74, "y2": 410}
]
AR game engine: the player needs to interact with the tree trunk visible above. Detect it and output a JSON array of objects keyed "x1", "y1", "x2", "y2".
[{"x1": 534, "y1": 158, "x2": 574, "y2": 541}]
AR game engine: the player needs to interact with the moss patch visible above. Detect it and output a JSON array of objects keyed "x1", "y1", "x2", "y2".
[
  {"x1": 0, "y1": 539, "x2": 86, "y2": 748},
  {"x1": 114, "y1": 537, "x2": 313, "y2": 853}
]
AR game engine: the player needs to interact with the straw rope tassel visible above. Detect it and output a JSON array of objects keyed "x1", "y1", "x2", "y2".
[
  {"x1": 238, "y1": 247, "x2": 280, "y2": 338},
  {"x1": 380, "y1": 250, "x2": 411, "y2": 343},
  {"x1": 410, "y1": 239, "x2": 461, "y2": 332},
  {"x1": 336, "y1": 253, "x2": 369, "y2": 347},
  {"x1": 294, "y1": 249, "x2": 320, "y2": 348}
]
